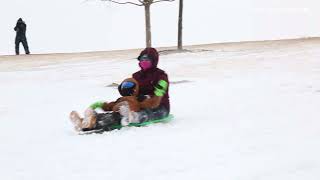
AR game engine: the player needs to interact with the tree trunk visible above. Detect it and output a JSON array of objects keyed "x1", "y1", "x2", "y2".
[
  {"x1": 177, "y1": 0, "x2": 183, "y2": 50},
  {"x1": 144, "y1": 3, "x2": 152, "y2": 47}
]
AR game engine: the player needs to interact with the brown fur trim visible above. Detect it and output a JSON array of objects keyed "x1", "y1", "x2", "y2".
[
  {"x1": 140, "y1": 96, "x2": 162, "y2": 109},
  {"x1": 122, "y1": 96, "x2": 141, "y2": 112},
  {"x1": 112, "y1": 96, "x2": 141, "y2": 112},
  {"x1": 102, "y1": 102, "x2": 116, "y2": 111}
]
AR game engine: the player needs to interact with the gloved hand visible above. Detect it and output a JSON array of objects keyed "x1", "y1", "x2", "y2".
[
  {"x1": 154, "y1": 80, "x2": 168, "y2": 97},
  {"x1": 89, "y1": 101, "x2": 104, "y2": 110}
]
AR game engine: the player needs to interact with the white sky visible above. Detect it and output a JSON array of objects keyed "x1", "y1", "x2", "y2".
[{"x1": 0, "y1": 0, "x2": 320, "y2": 55}]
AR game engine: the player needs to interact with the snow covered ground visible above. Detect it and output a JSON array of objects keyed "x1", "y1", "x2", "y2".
[{"x1": 1, "y1": 38, "x2": 320, "y2": 179}]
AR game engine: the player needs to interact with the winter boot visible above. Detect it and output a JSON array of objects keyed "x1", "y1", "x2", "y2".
[
  {"x1": 69, "y1": 111, "x2": 83, "y2": 131},
  {"x1": 82, "y1": 108, "x2": 97, "y2": 129},
  {"x1": 119, "y1": 102, "x2": 140, "y2": 126}
]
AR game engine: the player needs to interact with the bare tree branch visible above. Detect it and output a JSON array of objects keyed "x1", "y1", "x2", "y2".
[
  {"x1": 101, "y1": 0, "x2": 144, "y2": 6},
  {"x1": 152, "y1": 0, "x2": 175, "y2": 5}
]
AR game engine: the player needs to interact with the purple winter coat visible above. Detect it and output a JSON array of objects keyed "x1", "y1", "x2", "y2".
[{"x1": 132, "y1": 48, "x2": 170, "y2": 112}]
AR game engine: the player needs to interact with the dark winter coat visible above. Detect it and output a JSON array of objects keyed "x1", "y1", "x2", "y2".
[
  {"x1": 132, "y1": 48, "x2": 170, "y2": 112},
  {"x1": 14, "y1": 19, "x2": 27, "y2": 38}
]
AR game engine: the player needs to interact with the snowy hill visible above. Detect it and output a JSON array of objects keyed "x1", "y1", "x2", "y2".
[{"x1": 1, "y1": 38, "x2": 320, "y2": 180}]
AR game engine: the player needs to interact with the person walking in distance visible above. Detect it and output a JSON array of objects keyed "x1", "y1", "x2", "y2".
[{"x1": 14, "y1": 18, "x2": 30, "y2": 55}]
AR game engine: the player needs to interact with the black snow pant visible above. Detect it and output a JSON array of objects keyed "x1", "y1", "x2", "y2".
[
  {"x1": 15, "y1": 36, "x2": 30, "y2": 55},
  {"x1": 83, "y1": 106, "x2": 169, "y2": 131},
  {"x1": 137, "y1": 105, "x2": 169, "y2": 123}
]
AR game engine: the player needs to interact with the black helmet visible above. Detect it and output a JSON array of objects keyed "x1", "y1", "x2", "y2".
[{"x1": 118, "y1": 78, "x2": 139, "y2": 96}]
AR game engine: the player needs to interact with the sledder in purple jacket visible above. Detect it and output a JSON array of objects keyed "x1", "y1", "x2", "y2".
[{"x1": 132, "y1": 47, "x2": 170, "y2": 122}]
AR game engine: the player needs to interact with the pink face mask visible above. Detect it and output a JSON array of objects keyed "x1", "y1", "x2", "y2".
[{"x1": 139, "y1": 60, "x2": 153, "y2": 71}]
